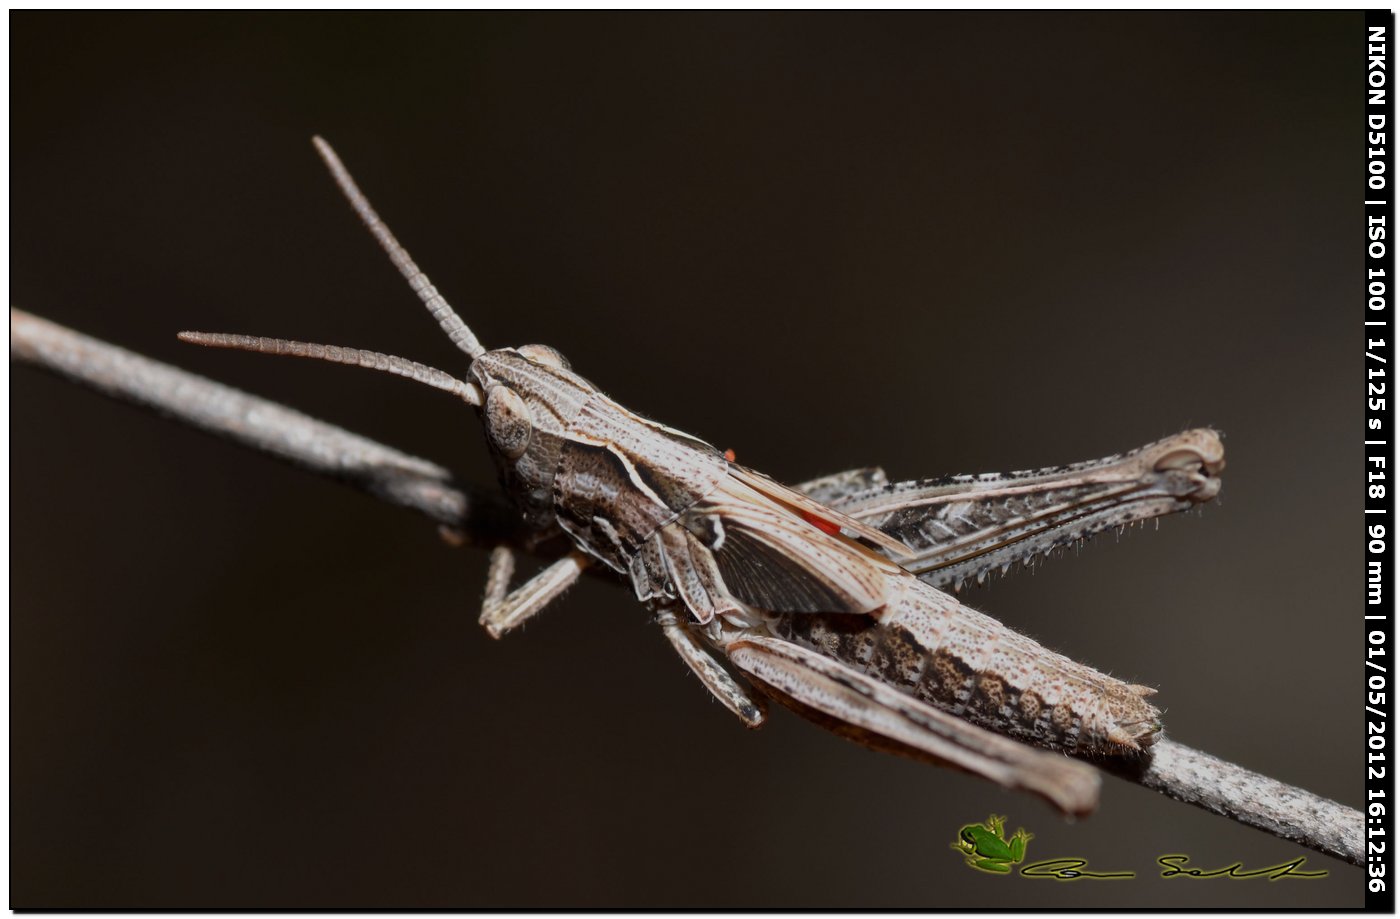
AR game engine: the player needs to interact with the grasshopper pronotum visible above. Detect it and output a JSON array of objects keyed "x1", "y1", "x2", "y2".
[{"x1": 180, "y1": 139, "x2": 1224, "y2": 816}]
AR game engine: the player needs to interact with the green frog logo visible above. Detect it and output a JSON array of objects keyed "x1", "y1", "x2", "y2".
[{"x1": 952, "y1": 814, "x2": 1033, "y2": 874}]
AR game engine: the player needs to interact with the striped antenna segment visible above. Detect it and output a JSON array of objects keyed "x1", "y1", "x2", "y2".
[
  {"x1": 311, "y1": 136, "x2": 486, "y2": 359},
  {"x1": 178, "y1": 332, "x2": 483, "y2": 406}
]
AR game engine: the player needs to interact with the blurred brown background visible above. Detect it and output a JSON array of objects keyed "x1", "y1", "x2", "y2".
[{"x1": 12, "y1": 11, "x2": 1361, "y2": 908}]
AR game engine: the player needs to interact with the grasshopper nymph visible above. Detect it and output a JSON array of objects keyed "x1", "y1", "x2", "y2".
[{"x1": 181, "y1": 138, "x2": 1224, "y2": 816}]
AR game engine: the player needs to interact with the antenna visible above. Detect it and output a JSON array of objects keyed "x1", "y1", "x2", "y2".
[
  {"x1": 311, "y1": 136, "x2": 485, "y2": 359},
  {"x1": 177, "y1": 332, "x2": 482, "y2": 406}
]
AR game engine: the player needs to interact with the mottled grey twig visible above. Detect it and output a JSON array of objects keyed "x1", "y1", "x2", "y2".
[
  {"x1": 11, "y1": 308, "x2": 524, "y2": 548},
  {"x1": 10, "y1": 307, "x2": 1363, "y2": 867},
  {"x1": 1094, "y1": 739, "x2": 1361, "y2": 866}
]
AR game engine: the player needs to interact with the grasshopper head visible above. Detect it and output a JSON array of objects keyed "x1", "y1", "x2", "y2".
[
  {"x1": 469, "y1": 344, "x2": 595, "y2": 525},
  {"x1": 470, "y1": 344, "x2": 588, "y2": 460}
]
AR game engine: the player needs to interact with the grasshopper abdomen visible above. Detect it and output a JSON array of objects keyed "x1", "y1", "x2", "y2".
[{"x1": 769, "y1": 576, "x2": 1161, "y2": 756}]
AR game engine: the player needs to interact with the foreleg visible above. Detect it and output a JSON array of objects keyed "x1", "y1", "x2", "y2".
[{"x1": 478, "y1": 547, "x2": 589, "y2": 639}]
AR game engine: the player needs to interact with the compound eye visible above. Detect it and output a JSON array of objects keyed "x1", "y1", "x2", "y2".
[
  {"x1": 516, "y1": 343, "x2": 571, "y2": 371},
  {"x1": 485, "y1": 385, "x2": 532, "y2": 460}
]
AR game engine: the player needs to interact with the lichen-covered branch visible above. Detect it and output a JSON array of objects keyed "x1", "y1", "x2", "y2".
[{"x1": 10, "y1": 306, "x2": 1363, "y2": 867}]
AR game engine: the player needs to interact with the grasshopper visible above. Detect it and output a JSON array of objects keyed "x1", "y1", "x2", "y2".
[{"x1": 180, "y1": 138, "x2": 1224, "y2": 817}]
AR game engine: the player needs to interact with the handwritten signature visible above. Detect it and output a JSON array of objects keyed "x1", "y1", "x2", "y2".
[{"x1": 1014, "y1": 855, "x2": 1328, "y2": 881}]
